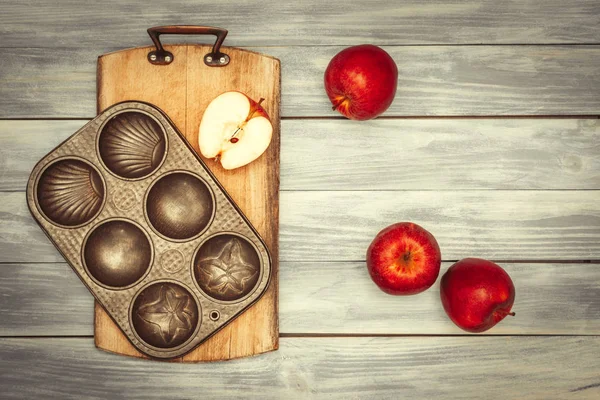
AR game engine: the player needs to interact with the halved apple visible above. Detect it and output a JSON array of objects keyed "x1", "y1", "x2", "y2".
[{"x1": 198, "y1": 91, "x2": 273, "y2": 170}]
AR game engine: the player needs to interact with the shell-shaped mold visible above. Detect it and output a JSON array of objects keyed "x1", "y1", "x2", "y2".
[
  {"x1": 83, "y1": 219, "x2": 153, "y2": 288},
  {"x1": 36, "y1": 158, "x2": 105, "y2": 227},
  {"x1": 145, "y1": 172, "x2": 214, "y2": 240},
  {"x1": 193, "y1": 234, "x2": 261, "y2": 302},
  {"x1": 131, "y1": 282, "x2": 200, "y2": 349},
  {"x1": 98, "y1": 111, "x2": 167, "y2": 179}
]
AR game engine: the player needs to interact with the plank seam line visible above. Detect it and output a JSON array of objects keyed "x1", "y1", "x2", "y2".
[
  {"x1": 289, "y1": 189, "x2": 600, "y2": 192},
  {"x1": 2, "y1": 260, "x2": 600, "y2": 265},
  {"x1": 2, "y1": 44, "x2": 600, "y2": 50},
  {"x1": 4, "y1": 189, "x2": 600, "y2": 194},
  {"x1": 1, "y1": 334, "x2": 599, "y2": 340},
  {"x1": 1, "y1": 115, "x2": 598, "y2": 121},
  {"x1": 279, "y1": 333, "x2": 600, "y2": 338}
]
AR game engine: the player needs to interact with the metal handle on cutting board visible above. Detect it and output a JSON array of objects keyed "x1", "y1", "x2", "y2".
[{"x1": 147, "y1": 25, "x2": 230, "y2": 66}]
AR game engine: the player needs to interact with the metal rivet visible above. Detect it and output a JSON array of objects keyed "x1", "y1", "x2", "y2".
[
  {"x1": 206, "y1": 56, "x2": 213, "y2": 63},
  {"x1": 209, "y1": 310, "x2": 220, "y2": 321},
  {"x1": 149, "y1": 54, "x2": 157, "y2": 61},
  {"x1": 219, "y1": 57, "x2": 226, "y2": 64},
  {"x1": 164, "y1": 55, "x2": 172, "y2": 62}
]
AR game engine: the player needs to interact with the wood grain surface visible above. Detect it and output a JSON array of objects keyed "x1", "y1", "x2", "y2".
[
  {"x1": 1, "y1": 337, "x2": 599, "y2": 399},
  {"x1": 2, "y1": 190, "x2": 598, "y2": 263},
  {"x1": 1, "y1": 262, "x2": 599, "y2": 336},
  {"x1": 2, "y1": 0, "x2": 600, "y2": 397},
  {"x1": 2, "y1": 119, "x2": 599, "y2": 192},
  {"x1": 2, "y1": 46, "x2": 600, "y2": 118},
  {"x1": 95, "y1": 44, "x2": 280, "y2": 361},
  {"x1": 1, "y1": 0, "x2": 598, "y2": 47}
]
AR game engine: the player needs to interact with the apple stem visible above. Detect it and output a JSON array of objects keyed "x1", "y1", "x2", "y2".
[
  {"x1": 246, "y1": 98, "x2": 266, "y2": 121},
  {"x1": 331, "y1": 97, "x2": 347, "y2": 111},
  {"x1": 498, "y1": 310, "x2": 516, "y2": 317}
]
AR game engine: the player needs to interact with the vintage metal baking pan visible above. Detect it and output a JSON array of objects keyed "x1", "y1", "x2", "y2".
[{"x1": 26, "y1": 101, "x2": 272, "y2": 359}]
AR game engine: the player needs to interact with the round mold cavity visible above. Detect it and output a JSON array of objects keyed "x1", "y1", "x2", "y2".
[
  {"x1": 145, "y1": 172, "x2": 214, "y2": 241},
  {"x1": 193, "y1": 233, "x2": 261, "y2": 302},
  {"x1": 98, "y1": 111, "x2": 167, "y2": 179},
  {"x1": 131, "y1": 281, "x2": 200, "y2": 349},
  {"x1": 82, "y1": 219, "x2": 153, "y2": 289},
  {"x1": 36, "y1": 158, "x2": 105, "y2": 228}
]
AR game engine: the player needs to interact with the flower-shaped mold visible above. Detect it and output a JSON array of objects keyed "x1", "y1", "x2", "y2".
[
  {"x1": 145, "y1": 172, "x2": 214, "y2": 240},
  {"x1": 83, "y1": 219, "x2": 152, "y2": 288},
  {"x1": 131, "y1": 282, "x2": 200, "y2": 349},
  {"x1": 36, "y1": 158, "x2": 105, "y2": 227},
  {"x1": 98, "y1": 111, "x2": 166, "y2": 179},
  {"x1": 193, "y1": 234, "x2": 261, "y2": 302}
]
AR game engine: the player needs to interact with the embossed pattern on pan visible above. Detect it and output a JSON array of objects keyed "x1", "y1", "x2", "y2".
[
  {"x1": 98, "y1": 111, "x2": 167, "y2": 180},
  {"x1": 35, "y1": 158, "x2": 106, "y2": 228},
  {"x1": 25, "y1": 102, "x2": 272, "y2": 359},
  {"x1": 193, "y1": 233, "x2": 262, "y2": 303}
]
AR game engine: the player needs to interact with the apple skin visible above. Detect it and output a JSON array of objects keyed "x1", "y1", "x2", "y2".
[
  {"x1": 246, "y1": 94, "x2": 270, "y2": 122},
  {"x1": 366, "y1": 222, "x2": 441, "y2": 295},
  {"x1": 440, "y1": 258, "x2": 516, "y2": 333},
  {"x1": 324, "y1": 44, "x2": 398, "y2": 120}
]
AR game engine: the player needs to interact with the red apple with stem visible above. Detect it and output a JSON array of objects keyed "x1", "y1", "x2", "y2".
[
  {"x1": 366, "y1": 222, "x2": 441, "y2": 295},
  {"x1": 324, "y1": 44, "x2": 398, "y2": 120},
  {"x1": 440, "y1": 258, "x2": 516, "y2": 333}
]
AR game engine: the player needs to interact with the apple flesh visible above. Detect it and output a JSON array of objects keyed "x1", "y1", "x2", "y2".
[
  {"x1": 440, "y1": 258, "x2": 516, "y2": 333},
  {"x1": 198, "y1": 91, "x2": 273, "y2": 170},
  {"x1": 324, "y1": 44, "x2": 398, "y2": 120},
  {"x1": 366, "y1": 222, "x2": 441, "y2": 295}
]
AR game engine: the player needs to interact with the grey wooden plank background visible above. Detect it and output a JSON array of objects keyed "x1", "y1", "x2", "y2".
[
  {"x1": 1, "y1": 0, "x2": 600, "y2": 398},
  {"x1": 0, "y1": 337, "x2": 598, "y2": 399},
  {"x1": 1, "y1": 262, "x2": 598, "y2": 336},
  {"x1": 1, "y1": 190, "x2": 599, "y2": 263},
  {"x1": 2, "y1": 119, "x2": 599, "y2": 191},
  {"x1": 278, "y1": 190, "x2": 600, "y2": 261},
  {"x1": 2, "y1": 46, "x2": 600, "y2": 118},
  {"x1": 1, "y1": 0, "x2": 598, "y2": 47}
]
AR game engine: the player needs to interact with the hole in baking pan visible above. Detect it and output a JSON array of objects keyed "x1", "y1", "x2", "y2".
[{"x1": 209, "y1": 310, "x2": 220, "y2": 321}]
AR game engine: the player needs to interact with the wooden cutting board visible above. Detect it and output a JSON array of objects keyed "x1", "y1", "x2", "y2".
[{"x1": 95, "y1": 27, "x2": 280, "y2": 362}]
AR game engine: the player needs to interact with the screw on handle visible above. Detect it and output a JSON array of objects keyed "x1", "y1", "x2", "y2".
[{"x1": 147, "y1": 25, "x2": 230, "y2": 66}]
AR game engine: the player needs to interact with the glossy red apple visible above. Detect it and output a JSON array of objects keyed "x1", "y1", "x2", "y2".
[
  {"x1": 440, "y1": 258, "x2": 516, "y2": 333},
  {"x1": 366, "y1": 222, "x2": 441, "y2": 295},
  {"x1": 324, "y1": 44, "x2": 398, "y2": 120}
]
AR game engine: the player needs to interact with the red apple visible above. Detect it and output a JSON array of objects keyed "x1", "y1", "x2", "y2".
[
  {"x1": 366, "y1": 222, "x2": 441, "y2": 295},
  {"x1": 440, "y1": 258, "x2": 516, "y2": 333},
  {"x1": 324, "y1": 44, "x2": 398, "y2": 120}
]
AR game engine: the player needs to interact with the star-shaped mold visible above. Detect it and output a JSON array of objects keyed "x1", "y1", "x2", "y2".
[
  {"x1": 194, "y1": 235, "x2": 261, "y2": 301},
  {"x1": 132, "y1": 283, "x2": 199, "y2": 348}
]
